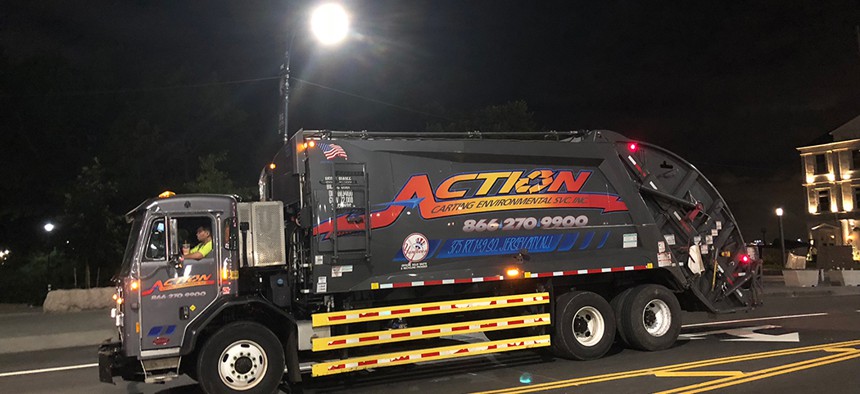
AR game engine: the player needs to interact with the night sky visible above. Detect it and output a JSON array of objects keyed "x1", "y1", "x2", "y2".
[{"x1": 3, "y1": 0, "x2": 860, "y2": 252}]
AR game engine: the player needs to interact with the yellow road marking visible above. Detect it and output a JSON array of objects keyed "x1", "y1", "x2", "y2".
[
  {"x1": 472, "y1": 339, "x2": 860, "y2": 394},
  {"x1": 823, "y1": 347, "x2": 857, "y2": 353},
  {"x1": 656, "y1": 349, "x2": 860, "y2": 394},
  {"x1": 654, "y1": 371, "x2": 743, "y2": 378}
]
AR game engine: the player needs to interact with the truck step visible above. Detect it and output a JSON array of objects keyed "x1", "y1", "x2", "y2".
[{"x1": 143, "y1": 372, "x2": 179, "y2": 384}]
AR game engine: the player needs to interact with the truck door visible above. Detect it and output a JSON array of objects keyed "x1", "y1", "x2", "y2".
[{"x1": 138, "y1": 215, "x2": 219, "y2": 353}]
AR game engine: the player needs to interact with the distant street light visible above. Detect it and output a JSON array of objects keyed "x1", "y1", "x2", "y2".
[
  {"x1": 44, "y1": 222, "x2": 55, "y2": 233},
  {"x1": 281, "y1": 2, "x2": 351, "y2": 141},
  {"x1": 775, "y1": 208, "x2": 786, "y2": 267}
]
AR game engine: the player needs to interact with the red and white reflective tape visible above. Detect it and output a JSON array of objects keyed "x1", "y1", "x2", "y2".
[
  {"x1": 524, "y1": 263, "x2": 653, "y2": 279},
  {"x1": 321, "y1": 337, "x2": 551, "y2": 374},
  {"x1": 323, "y1": 293, "x2": 548, "y2": 324},
  {"x1": 372, "y1": 275, "x2": 504, "y2": 290},
  {"x1": 324, "y1": 315, "x2": 550, "y2": 348}
]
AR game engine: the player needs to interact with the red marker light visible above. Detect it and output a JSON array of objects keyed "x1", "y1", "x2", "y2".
[
  {"x1": 740, "y1": 255, "x2": 750, "y2": 264},
  {"x1": 628, "y1": 142, "x2": 638, "y2": 152}
]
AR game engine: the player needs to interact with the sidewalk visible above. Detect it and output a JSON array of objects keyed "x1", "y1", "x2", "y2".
[
  {"x1": 0, "y1": 276, "x2": 858, "y2": 355},
  {"x1": 0, "y1": 308, "x2": 115, "y2": 355},
  {"x1": 761, "y1": 274, "x2": 860, "y2": 297}
]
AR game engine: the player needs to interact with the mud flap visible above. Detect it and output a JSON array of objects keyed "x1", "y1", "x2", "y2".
[{"x1": 98, "y1": 341, "x2": 121, "y2": 384}]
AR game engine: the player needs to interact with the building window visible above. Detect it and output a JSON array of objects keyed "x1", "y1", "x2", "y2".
[
  {"x1": 818, "y1": 189, "x2": 831, "y2": 212},
  {"x1": 853, "y1": 151, "x2": 860, "y2": 170},
  {"x1": 814, "y1": 154, "x2": 828, "y2": 174},
  {"x1": 854, "y1": 188, "x2": 860, "y2": 211}
]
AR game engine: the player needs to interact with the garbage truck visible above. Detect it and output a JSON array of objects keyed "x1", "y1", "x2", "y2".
[{"x1": 99, "y1": 129, "x2": 762, "y2": 393}]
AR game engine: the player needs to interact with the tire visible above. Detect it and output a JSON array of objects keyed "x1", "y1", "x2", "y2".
[
  {"x1": 609, "y1": 288, "x2": 634, "y2": 346},
  {"x1": 197, "y1": 322, "x2": 285, "y2": 394},
  {"x1": 618, "y1": 285, "x2": 682, "y2": 351},
  {"x1": 551, "y1": 291, "x2": 616, "y2": 360}
]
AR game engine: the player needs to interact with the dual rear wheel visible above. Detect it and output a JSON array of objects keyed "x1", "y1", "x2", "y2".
[{"x1": 551, "y1": 285, "x2": 681, "y2": 360}]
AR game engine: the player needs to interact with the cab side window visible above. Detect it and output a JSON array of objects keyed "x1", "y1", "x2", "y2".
[
  {"x1": 176, "y1": 216, "x2": 216, "y2": 260},
  {"x1": 144, "y1": 219, "x2": 166, "y2": 260}
]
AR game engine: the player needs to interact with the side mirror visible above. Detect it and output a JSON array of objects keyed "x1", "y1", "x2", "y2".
[{"x1": 226, "y1": 217, "x2": 239, "y2": 250}]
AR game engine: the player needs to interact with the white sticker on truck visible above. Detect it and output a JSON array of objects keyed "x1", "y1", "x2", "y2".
[
  {"x1": 658, "y1": 252, "x2": 672, "y2": 267},
  {"x1": 664, "y1": 234, "x2": 676, "y2": 246},
  {"x1": 317, "y1": 276, "x2": 327, "y2": 293},
  {"x1": 623, "y1": 233, "x2": 638, "y2": 248},
  {"x1": 331, "y1": 265, "x2": 353, "y2": 278}
]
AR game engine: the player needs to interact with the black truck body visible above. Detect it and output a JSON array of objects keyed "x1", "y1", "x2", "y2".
[{"x1": 100, "y1": 130, "x2": 761, "y2": 393}]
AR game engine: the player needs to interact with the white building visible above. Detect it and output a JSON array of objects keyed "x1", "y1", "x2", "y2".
[{"x1": 797, "y1": 114, "x2": 860, "y2": 260}]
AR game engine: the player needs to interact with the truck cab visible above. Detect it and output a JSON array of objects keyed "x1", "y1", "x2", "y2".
[{"x1": 101, "y1": 194, "x2": 239, "y2": 384}]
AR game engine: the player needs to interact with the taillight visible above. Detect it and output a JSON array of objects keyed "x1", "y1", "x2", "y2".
[{"x1": 628, "y1": 142, "x2": 638, "y2": 152}]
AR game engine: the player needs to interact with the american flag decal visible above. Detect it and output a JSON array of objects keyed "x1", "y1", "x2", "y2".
[{"x1": 321, "y1": 143, "x2": 348, "y2": 160}]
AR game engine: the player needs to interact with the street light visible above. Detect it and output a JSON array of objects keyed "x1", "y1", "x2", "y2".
[
  {"x1": 776, "y1": 208, "x2": 786, "y2": 267},
  {"x1": 311, "y1": 3, "x2": 350, "y2": 45},
  {"x1": 44, "y1": 222, "x2": 55, "y2": 233},
  {"x1": 281, "y1": 3, "x2": 351, "y2": 142}
]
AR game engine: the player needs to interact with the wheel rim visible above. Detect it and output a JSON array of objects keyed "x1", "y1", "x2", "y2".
[
  {"x1": 642, "y1": 299, "x2": 672, "y2": 337},
  {"x1": 572, "y1": 306, "x2": 605, "y2": 347},
  {"x1": 218, "y1": 339, "x2": 269, "y2": 391}
]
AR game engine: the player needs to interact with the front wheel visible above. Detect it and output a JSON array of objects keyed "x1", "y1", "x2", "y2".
[
  {"x1": 197, "y1": 322, "x2": 285, "y2": 394},
  {"x1": 617, "y1": 284, "x2": 681, "y2": 351},
  {"x1": 551, "y1": 291, "x2": 616, "y2": 360}
]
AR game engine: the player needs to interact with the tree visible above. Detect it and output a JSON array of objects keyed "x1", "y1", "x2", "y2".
[
  {"x1": 184, "y1": 152, "x2": 255, "y2": 199},
  {"x1": 63, "y1": 157, "x2": 124, "y2": 287}
]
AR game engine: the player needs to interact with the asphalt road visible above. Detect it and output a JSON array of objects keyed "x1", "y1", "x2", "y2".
[{"x1": 2, "y1": 294, "x2": 859, "y2": 394}]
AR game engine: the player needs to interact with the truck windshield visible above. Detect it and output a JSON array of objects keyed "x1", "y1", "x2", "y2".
[{"x1": 119, "y1": 214, "x2": 144, "y2": 276}]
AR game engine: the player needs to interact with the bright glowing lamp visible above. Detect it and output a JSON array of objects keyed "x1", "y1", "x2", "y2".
[{"x1": 311, "y1": 3, "x2": 350, "y2": 45}]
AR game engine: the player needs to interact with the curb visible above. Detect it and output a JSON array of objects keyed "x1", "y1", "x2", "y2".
[{"x1": 762, "y1": 287, "x2": 860, "y2": 298}]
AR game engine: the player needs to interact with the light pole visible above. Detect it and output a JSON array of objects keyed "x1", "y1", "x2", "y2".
[
  {"x1": 776, "y1": 208, "x2": 786, "y2": 267},
  {"x1": 281, "y1": 3, "x2": 350, "y2": 142}
]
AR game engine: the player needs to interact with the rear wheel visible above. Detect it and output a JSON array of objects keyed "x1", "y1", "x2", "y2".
[
  {"x1": 617, "y1": 285, "x2": 681, "y2": 351},
  {"x1": 551, "y1": 291, "x2": 615, "y2": 360},
  {"x1": 197, "y1": 322, "x2": 285, "y2": 394},
  {"x1": 610, "y1": 288, "x2": 634, "y2": 346}
]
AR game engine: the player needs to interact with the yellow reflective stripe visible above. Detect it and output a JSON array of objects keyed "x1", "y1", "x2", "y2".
[
  {"x1": 312, "y1": 313, "x2": 551, "y2": 351},
  {"x1": 311, "y1": 335, "x2": 551, "y2": 377},
  {"x1": 311, "y1": 292, "x2": 549, "y2": 327}
]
